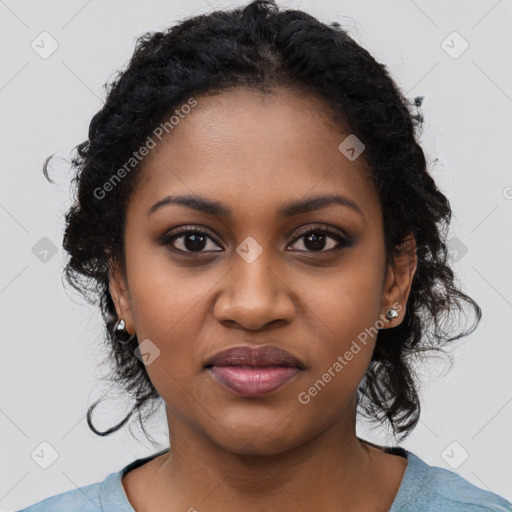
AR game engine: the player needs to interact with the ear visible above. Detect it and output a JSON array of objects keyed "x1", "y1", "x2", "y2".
[
  {"x1": 380, "y1": 234, "x2": 417, "y2": 328},
  {"x1": 108, "y1": 258, "x2": 135, "y2": 335}
]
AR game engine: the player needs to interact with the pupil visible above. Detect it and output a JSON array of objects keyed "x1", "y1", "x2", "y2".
[
  {"x1": 185, "y1": 233, "x2": 206, "y2": 251},
  {"x1": 305, "y1": 232, "x2": 325, "y2": 251}
]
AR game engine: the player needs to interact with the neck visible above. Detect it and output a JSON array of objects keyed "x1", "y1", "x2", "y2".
[{"x1": 138, "y1": 408, "x2": 402, "y2": 511}]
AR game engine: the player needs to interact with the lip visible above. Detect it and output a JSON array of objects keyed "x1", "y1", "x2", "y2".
[
  {"x1": 205, "y1": 345, "x2": 304, "y2": 368},
  {"x1": 204, "y1": 345, "x2": 304, "y2": 397}
]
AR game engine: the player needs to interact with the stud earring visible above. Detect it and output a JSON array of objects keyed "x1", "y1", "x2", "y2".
[
  {"x1": 114, "y1": 318, "x2": 135, "y2": 343},
  {"x1": 385, "y1": 308, "x2": 399, "y2": 320}
]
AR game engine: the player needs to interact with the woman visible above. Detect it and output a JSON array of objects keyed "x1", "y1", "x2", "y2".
[{"x1": 18, "y1": 0, "x2": 511, "y2": 510}]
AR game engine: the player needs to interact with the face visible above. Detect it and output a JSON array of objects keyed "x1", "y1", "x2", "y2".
[{"x1": 109, "y1": 87, "x2": 416, "y2": 455}]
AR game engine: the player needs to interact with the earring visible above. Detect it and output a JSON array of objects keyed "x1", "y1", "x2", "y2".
[
  {"x1": 385, "y1": 308, "x2": 399, "y2": 320},
  {"x1": 114, "y1": 318, "x2": 135, "y2": 343}
]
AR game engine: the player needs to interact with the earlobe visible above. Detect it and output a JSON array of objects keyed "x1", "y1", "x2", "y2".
[
  {"x1": 108, "y1": 258, "x2": 135, "y2": 333},
  {"x1": 381, "y1": 235, "x2": 417, "y2": 327}
]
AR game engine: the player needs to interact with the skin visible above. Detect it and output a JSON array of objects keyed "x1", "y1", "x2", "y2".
[{"x1": 109, "y1": 86, "x2": 417, "y2": 512}]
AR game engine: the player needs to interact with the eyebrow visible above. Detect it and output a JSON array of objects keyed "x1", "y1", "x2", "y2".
[{"x1": 147, "y1": 193, "x2": 364, "y2": 219}]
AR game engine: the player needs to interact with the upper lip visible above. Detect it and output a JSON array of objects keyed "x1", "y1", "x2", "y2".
[{"x1": 204, "y1": 345, "x2": 304, "y2": 369}]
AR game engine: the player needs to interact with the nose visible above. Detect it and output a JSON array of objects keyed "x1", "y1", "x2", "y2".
[{"x1": 213, "y1": 250, "x2": 296, "y2": 331}]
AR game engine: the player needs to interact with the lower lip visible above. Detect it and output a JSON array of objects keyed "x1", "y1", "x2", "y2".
[{"x1": 207, "y1": 365, "x2": 301, "y2": 397}]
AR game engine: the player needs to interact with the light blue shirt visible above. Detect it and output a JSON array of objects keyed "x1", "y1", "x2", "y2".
[{"x1": 16, "y1": 447, "x2": 512, "y2": 511}]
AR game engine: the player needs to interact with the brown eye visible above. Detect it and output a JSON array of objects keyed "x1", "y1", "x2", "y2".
[
  {"x1": 161, "y1": 228, "x2": 223, "y2": 254},
  {"x1": 288, "y1": 227, "x2": 353, "y2": 253}
]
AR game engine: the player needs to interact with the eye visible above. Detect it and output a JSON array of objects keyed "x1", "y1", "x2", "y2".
[
  {"x1": 288, "y1": 225, "x2": 352, "y2": 253},
  {"x1": 161, "y1": 228, "x2": 223, "y2": 254},
  {"x1": 159, "y1": 224, "x2": 353, "y2": 256}
]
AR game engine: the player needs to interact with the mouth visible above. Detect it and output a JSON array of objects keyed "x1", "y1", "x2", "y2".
[{"x1": 204, "y1": 345, "x2": 304, "y2": 397}]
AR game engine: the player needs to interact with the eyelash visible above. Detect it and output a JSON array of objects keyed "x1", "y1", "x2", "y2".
[{"x1": 159, "y1": 225, "x2": 353, "y2": 256}]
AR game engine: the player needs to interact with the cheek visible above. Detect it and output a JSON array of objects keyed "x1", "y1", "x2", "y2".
[
  {"x1": 302, "y1": 251, "x2": 384, "y2": 340},
  {"x1": 125, "y1": 239, "x2": 213, "y2": 336},
  {"x1": 123, "y1": 245, "x2": 217, "y2": 389},
  {"x1": 296, "y1": 285, "x2": 378, "y2": 424},
  {"x1": 296, "y1": 253, "x2": 384, "y2": 394}
]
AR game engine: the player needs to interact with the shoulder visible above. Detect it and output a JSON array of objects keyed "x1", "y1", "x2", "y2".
[
  {"x1": 391, "y1": 450, "x2": 512, "y2": 512},
  {"x1": 14, "y1": 449, "x2": 170, "y2": 512},
  {"x1": 14, "y1": 468, "x2": 129, "y2": 512},
  {"x1": 14, "y1": 479, "x2": 104, "y2": 512}
]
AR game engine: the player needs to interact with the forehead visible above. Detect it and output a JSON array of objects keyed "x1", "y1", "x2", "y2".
[{"x1": 128, "y1": 87, "x2": 380, "y2": 224}]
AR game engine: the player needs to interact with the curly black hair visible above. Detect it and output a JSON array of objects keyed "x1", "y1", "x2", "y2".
[{"x1": 43, "y1": 0, "x2": 481, "y2": 442}]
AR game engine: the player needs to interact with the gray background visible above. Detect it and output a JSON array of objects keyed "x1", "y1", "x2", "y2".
[{"x1": 1, "y1": 0, "x2": 511, "y2": 509}]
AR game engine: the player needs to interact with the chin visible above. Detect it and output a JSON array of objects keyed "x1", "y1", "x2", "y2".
[{"x1": 202, "y1": 410, "x2": 310, "y2": 456}]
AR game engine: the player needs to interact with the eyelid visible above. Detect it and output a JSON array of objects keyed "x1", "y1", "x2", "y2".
[{"x1": 290, "y1": 223, "x2": 349, "y2": 242}]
